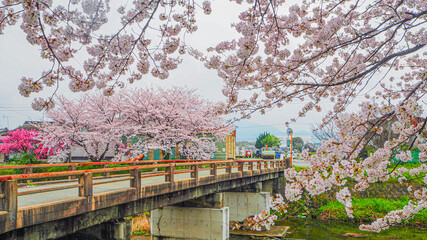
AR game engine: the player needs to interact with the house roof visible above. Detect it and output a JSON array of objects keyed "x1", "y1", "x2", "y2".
[
  {"x1": 0, "y1": 128, "x2": 8, "y2": 136},
  {"x1": 14, "y1": 121, "x2": 54, "y2": 131}
]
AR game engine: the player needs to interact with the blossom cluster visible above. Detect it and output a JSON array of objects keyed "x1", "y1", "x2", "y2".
[
  {"x1": 1, "y1": 0, "x2": 213, "y2": 110},
  {"x1": 0, "y1": 129, "x2": 57, "y2": 160},
  {"x1": 39, "y1": 87, "x2": 231, "y2": 162},
  {"x1": 234, "y1": 193, "x2": 287, "y2": 231}
]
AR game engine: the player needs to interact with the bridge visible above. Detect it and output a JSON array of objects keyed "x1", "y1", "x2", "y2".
[{"x1": 0, "y1": 159, "x2": 288, "y2": 239}]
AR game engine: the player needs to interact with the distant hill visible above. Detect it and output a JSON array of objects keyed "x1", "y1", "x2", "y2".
[
  {"x1": 234, "y1": 120, "x2": 284, "y2": 141},
  {"x1": 234, "y1": 120, "x2": 320, "y2": 143}
]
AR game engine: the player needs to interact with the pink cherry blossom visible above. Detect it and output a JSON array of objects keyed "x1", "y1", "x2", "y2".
[{"x1": 40, "y1": 87, "x2": 231, "y2": 162}]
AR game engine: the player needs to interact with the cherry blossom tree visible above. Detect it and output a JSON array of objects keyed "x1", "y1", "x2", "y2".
[
  {"x1": 2, "y1": 0, "x2": 427, "y2": 232},
  {"x1": 0, "y1": 128, "x2": 55, "y2": 161},
  {"x1": 116, "y1": 87, "x2": 231, "y2": 159},
  {"x1": 40, "y1": 87, "x2": 230, "y2": 162},
  {"x1": 204, "y1": 0, "x2": 426, "y2": 232},
  {"x1": 40, "y1": 93, "x2": 124, "y2": 162},
  {"x1": 1, "y1": 0, "x2": 213, "y2": 110},
  {"x1": 312, "y1": 121, "x2": 338, "y2": 141}
]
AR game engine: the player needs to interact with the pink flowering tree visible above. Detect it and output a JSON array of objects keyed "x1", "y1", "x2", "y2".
[
  {"x1": 2, "y1": 0, "x2": 427, "y2": 232},
  {"x1": 116, "y1": 87, "x2": 231, "y2": 159},
  {"x1": 204, "y1": 0, "x2": 427, "y2": 233},
  {"x1": 0, "y1": 128, "x2": 55, "y2": 161},
  {"x1": 40, "y1": 87, "x2": 230, "y2": 162},
  {"x1": 40, "y1": 94, "x2": 125, "y2": 162},
  {"x1": 1, "y1": 0, "x2": 213, "y2": 110}
]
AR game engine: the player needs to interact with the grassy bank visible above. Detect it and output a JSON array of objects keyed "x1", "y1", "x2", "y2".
[
  {"x1": 310, "y1": 197, "x2": 427, "y2": 225},
  {"x1": 280, "y1": 218, "x2": 427, "y2": 240}
]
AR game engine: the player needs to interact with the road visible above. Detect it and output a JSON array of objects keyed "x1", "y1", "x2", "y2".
[
  {"x1": 292, "y1": 158, "x2": 310, "y2": 167},
  {"x1": 17, "y1": 167, "x2": 231, "y2": 208}
]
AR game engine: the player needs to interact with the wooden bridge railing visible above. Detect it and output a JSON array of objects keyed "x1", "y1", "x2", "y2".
[
  {"x1": 0, "y1": 159, "x2": 228, "y2": 184},
  {"x1": 0, "y1": 159, "x2": 211, "y2": 176},
  {"x1": 0, "y1": 159, "x2": 287, "y2": 235}
]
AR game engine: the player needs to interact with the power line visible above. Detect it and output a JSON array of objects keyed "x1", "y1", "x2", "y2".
[
  {"x1": 236, "y1": 122, "x2": 313, "y2": 129},
  {"x1": 0, "y1": 105, "x2": 37, "y2": 119}
]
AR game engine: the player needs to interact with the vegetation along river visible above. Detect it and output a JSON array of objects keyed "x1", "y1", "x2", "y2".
[{"x1": 230, "y1": 219, "x2": 427, "y2": 240}]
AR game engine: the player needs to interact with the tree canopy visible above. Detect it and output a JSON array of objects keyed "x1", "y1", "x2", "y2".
[
  {"x1": 255, "y1": 132, "x2": 281, "y2": 149},
  {"x1": 40, "y1": 87, "x2": 231, "y2": 162},
  {"x1": 292, "y1": 137, "x2": 304, "y2": 152},
  {"x1": 0, "y1": 129, "x2": 55, "y2": 161}
]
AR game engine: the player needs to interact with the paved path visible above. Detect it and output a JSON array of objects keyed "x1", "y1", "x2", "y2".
[
  {"x1": 18, "y1": 167, "x2": 232, "y2": 208},
  {"x1": 239, "y1": 158, "x2": 310, "y2": 167},
  {"x1": 292, "y1": 158, "x2": 310, "y2": 167}
]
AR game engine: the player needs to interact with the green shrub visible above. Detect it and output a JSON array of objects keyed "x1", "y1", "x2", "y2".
[{"x1": 9, "y1": 153, "x2": 42, "y2": 165}]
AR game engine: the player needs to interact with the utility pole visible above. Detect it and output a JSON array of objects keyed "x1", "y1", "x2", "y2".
[
  {"x1": 287, "y1": 127, "x2": 293, "y2": 165},
  {"x1": 3, "y1": 115, "x2": 9, "y2": 129}
]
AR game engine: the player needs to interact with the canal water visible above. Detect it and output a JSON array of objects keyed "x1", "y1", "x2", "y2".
[{"x1": 231, "y1": 219, "x2": 427, "y2": 240}]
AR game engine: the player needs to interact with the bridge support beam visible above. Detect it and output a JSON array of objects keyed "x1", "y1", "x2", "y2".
[
  {"x1": 151, "y1": 206, "x2": 229, "y2": 240},
  {"x1": 60, "y1": 219, "x2": 132, "y2": 240},
  {"x1": 261, "y1": 177, "x2": 286, "y2": 196}
]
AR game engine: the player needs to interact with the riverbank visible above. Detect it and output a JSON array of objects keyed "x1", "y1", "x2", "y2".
[
  {"x1": 129, "y1": 204, "x2": 427, "y2": 240},
  {"x1": 311, "y1": 197, "x2": 427, "y2": 226},
  {"x1": 275, "y1": 219, "x2": 427, "y2": 240}
]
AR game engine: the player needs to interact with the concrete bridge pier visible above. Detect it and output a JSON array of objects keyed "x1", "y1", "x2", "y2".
[
  {"x1": 151, "y1": 206, "x2": 230, "y2": 240},
  {"x1": 151, "y1": 190, "x2": 272, "y2": 240},
  {"x1": 151, "y1": 193, "x2": 229, "y2": 240}
]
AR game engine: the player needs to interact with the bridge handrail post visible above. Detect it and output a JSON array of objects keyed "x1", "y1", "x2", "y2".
[
  {"x1": 68, "y1": 165, "x2": 76, "y2": 180},
  {"x1": 103, "y1": 164, "x2": 110, "y2": 177},
  {"x1": 191, "y1": 163, "x2": 199, "y2": 178},
  {"x1": 249, "y1": 161, "x2": 254, "y2": 171},
  {"x1": 79, "y1": 173, "x2": 93, "y2": 204},
  {"x1": 238, "y1": 161, "x2": 243, "y2": 173},
  {"x1": 210, "y1": 163, "x2": 217, "y2": 177},
  {"x1": 257, "y1": 161, "x2": 262, "y2": 170},
  {"x1": 23, "y1": 167, "x2": 33, "y2": 184},
  {"x1": 285, "y1": 158, "x2": 291, "y2": 168},
  {"x1": 165, "y1": 165, "x2": 175, "y2": 183},
  {"x1": 130, "y1": 169, "x2": 141, "y2": 196},
  {"x1": 191, "y1": 163, "x2": 199, "y2": 185},
  {"x1": 0, "y1": 179, "x2": 17, "y2": 226},
  {"x1": 226, "y1": 162, "x2": 232, "y2": 175}
]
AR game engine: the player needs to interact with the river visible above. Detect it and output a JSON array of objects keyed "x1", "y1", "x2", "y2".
[{"x1": 231, "y1": 219, "x2": 427, "y2": 240}]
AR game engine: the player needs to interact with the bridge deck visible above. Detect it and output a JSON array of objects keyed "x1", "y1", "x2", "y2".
[
  {"x1": 0, "y1": 159, "x2": 288, "y2": 239},
  {"x1": 18, "y1": 168, "x2": 230, "y2": 208}
]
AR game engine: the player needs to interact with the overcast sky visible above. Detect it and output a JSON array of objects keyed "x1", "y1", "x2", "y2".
[{"x1": 0, "y1": 1, "x2": 361, "y2": 139}]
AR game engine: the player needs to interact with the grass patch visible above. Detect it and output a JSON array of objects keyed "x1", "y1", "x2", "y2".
[
  {"x1": 386, "y1": 162, "x2": 426, "y2": 184},
  {"x1": 131, "y1": 212, "x2": 151, "y2": 236},
  {"x1": 314, "y1": 197, "x2": 427, "y2": 224},
  {"x1": 294, "y1": 166, "x2": 309, "y2": 172}
]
